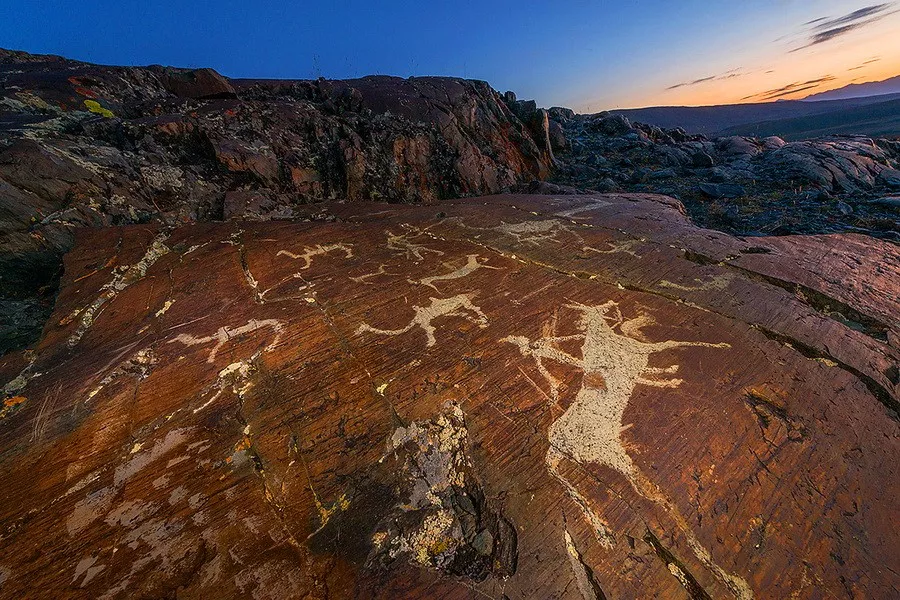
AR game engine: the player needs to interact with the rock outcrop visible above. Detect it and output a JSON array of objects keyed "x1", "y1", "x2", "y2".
[
  {"x1": 0, "y1": 193, "x2": 897, "y2": 598},
  {"x1": 0, "y1": 49, "x2": 553, "y2": 352},
  {"x1": 553, "y1": 113, "x2": 900, "y2": 238}
]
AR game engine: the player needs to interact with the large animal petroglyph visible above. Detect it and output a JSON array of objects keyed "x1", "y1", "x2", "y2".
[
  {"x1": 356, "y1": 294, "x2": 488, "y2": 347},
  {"x1": 582, "y1": 239, "x2": 643, "y2": 258},
  {"x1": 411, "y1": 254, "x2": 501, "y2": 290},
  {"x1": 553, "y1": 198, "x2": 613, "y2": 218},
  {"x1": 386, "y1": 225, "x2": 444, "y2": 262},
  {"x1": 493, "y1": 219, "x2": 575, "y2": 245},
  {"x1": 276, "y1": 243, "x2": 354, "y2": 269},
  {"x1": 505, "y1": 301, "x2": 752, "y2": 599},
  {"x1": 168, "y1": 319, "x2": 284, "y2": 363}
]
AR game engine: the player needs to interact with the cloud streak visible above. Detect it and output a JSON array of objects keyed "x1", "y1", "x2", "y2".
[
  {"x1": 792, "y1": 3, "x2": 898, "y2": 51},
  {"x1": 848, "y1": 56, "x2": 881, "y2": 71},
  {"x1": 666, "y1": 68, "x2": 744, "y2": 90},
  {"x1": 741, "y1": 75, "x2": 836, "y2": 101}
]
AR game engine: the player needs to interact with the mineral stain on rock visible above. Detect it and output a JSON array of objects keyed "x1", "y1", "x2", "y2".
[{"x1": 367, "y1": 404, "x2": 518, "y2": 582}]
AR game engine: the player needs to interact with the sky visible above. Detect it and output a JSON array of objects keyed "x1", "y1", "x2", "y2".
[{"x1": 1, "y1": 1, "x2": 899, "y2": 111}]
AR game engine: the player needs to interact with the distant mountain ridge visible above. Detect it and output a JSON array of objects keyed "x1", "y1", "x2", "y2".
[
  {"x1": 610, "y1": 92, "x2": 900, "y2": 140},
  {"x1": 803, "y1": 75, "x2": 900, "y2": 102}
]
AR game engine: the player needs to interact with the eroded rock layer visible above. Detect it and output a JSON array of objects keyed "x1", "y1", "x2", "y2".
[{"x1": 1, "y1": 194, "x2": 897, "y2": 599}]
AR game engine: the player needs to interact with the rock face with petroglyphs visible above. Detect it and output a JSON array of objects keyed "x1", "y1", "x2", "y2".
[
  {"x1": 0, "y1": 48, "x2": 553, "y2": 352},
  {"x1": 1, "y1": 193, "x2": 898, "y2": 599}
]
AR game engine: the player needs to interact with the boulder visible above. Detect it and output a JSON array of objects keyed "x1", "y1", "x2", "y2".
[
  {"x1": 878, "y1": 168, "x2": 900, "y2": 189},
  {"x1": 698, "y1": 182, "x2": 746, "y2": 199},
  {"x1": 871, "y1": 196, "x2": 900, "y2": 211},
  {"x1": 149, "y1": 66, "x2": 237, "y2": 99},
  {"x1": 587, "y1": 113, "x2": 634, "y2": 137},
  {"x1": 692, "y1": 151, "x2": 715, "y2": 168},
  {"x1": 716, "y1": 136, "x2": 761, "y2": 158},
  {"x1": 548, "y1": 106, "x2": 575, "y2": 122},
  {"x1": 761, "y1": 136, "x2": 786, "y2": 151},
  {"x1": 548, "y1": 119, "x2": 567, "y2": 151}
]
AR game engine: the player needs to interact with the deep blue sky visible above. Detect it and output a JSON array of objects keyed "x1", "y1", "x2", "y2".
[{"x1": 2, "y1": 1, "x2": 897, "y2": 110}]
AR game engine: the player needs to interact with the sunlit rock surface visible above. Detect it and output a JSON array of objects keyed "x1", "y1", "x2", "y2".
[{"x1": 1, "y1": 194, "x2": 897, "y2": 599}]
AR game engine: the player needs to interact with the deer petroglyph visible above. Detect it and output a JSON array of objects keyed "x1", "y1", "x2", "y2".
[
  {"x1": 356, "y1": 294, "x2": 488, "y2": 347},
  {"x1": 412, "y1": 255, "x2": 502, "y2": 290},
  {"x1": 169, "y1": 319, "x2": 284, "y2": 363},
  {"x1": 277, "y1": 243, "x2": 354, "y2": 269},
  {"x1": 386, "y1": 226, "x2": 444, "y2": 262}
]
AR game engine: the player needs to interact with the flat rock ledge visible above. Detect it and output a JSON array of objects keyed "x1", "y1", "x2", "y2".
[{"x1": 0, "y1": 193, "x2": 898, "y2": 599}]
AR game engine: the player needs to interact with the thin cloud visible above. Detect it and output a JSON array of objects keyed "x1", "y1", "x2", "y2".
[
  {"x1": 791, "y1": 3, "x2": 898, "y2": 51},
  {"x1": 666, "y1": 67, "x2": 744, "y2": 90},
  {"x1": 763, "y1": 84, "x2": 824, "y2": 100},
  {"x1": 810, "y1": 3, "x2": 892, "y2": 31},
  {"x1": 741, "y1": 75, "x2": 836, "y2": 101},
  {"x1": 848, "y1": 56, "x2": 881, "y2": 70},
  {"x1": 668, "y1": 75, "x2": 715, "y2": 90}
]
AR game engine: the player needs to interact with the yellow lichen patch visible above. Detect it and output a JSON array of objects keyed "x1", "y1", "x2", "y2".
[
  {"x1": 83, "y1": 99, "x2": 114, "y2": 118},
  {"x1": 59, "y1": 308, "x2": 83, "y2": 326},
  {"x1": 225, "y1": 435, "x2": 252, "y2": 464},
  {"x1": 234, "y1": 435, "x2": 251, "y2": 453},
  {"x1": 4, "y1": 396, "x2": 25, "y2": 408},
  {"x1": 0, "y1": 396, "x2": 26, "y2": 419},
  {"x1": 315, "y1": 492, "x2": 351, "y2": 527}
]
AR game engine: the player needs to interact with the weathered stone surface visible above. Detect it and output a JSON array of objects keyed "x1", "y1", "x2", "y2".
[{"x1": 1, "y1": 193, "x2": 897, "y2": 599}]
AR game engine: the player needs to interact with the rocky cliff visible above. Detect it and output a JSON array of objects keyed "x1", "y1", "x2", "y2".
[{"x1": 0, "y1": 49, "x2": 552, "y2": 352}]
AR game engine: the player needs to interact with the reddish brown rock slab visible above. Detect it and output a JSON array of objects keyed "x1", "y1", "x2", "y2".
[{"x1": 1, "y1": 194, "x2": 898, "y2": 599}]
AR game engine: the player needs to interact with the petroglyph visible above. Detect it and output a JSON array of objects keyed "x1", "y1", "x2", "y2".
[
  {"x1": 255, "y1": 274, "x2": 314, "y2": 303},
  {"x1": 411, "y1": 255, "x2": 501, "y2": 290},
  {"x1": 494, "y1": 219, "x2": 575, "y2": 246},
  {"x1": 350, "y1": 263, "x2": 395, "y2": 285},
  {"x1": 356, "y1": 294, "x2": 488, "y2": 347},
  {"x1": 505, "y1": 300, "x2": 729, "y2": 472},
  {"x1": 192, "y1": 353, "x2": 261, "y2": 414},
  {"x1": 582, "y1": 239, "x2": 643, "y2": 258},
  {"x1": 85, "y1": 348, "x2": 157, "y2": 403},
  {"x1": 168, "y1": 319, "x2": 283, "y2": 363},
  {"x1": 67, "y1": 232, "x2": 171, "y2": 348},
  {"x1": 505, "y1": 301, "x2": 751, "y2": 599},
  {"x1": 66, "y1": 427, "x2": 194, "y2": 535},
  {"x1": 276, "y1": 243, "x2": 353, "y2": 269},
  {"x1": 554, "y1": 198, "x2": 613, "y2": 218},
  {"x1": 659, "y1": 274, "x2": 732, "y2": 292},
  {"x1": 386, "y1": 226, "x2": 444, "y2": 262}
]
